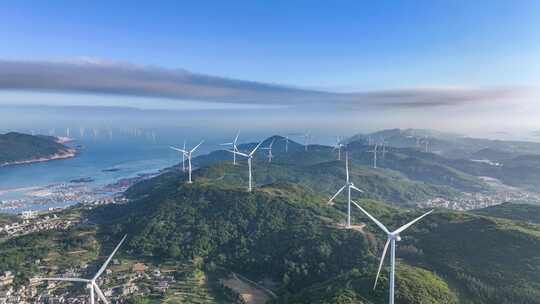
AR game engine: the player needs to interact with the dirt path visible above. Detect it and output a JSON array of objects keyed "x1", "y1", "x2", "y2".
[{"x1": 221, "y1": 273, "x2": 273, "y2": 304}]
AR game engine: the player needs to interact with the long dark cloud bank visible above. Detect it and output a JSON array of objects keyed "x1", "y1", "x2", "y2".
[{"x1": 0, "y1": 59, "x2": 524, "y2": 108}]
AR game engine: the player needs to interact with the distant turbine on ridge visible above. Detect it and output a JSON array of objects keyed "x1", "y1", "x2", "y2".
[
  {"x1": 328, "y1": 152, "x2": 365, "y2": 228},
  {"x1": 170, "y1": 140, "x2": 204, "y2": 183},
  {"x1": 227, "y1": 141, "x2": 263, "y2": 192},
  {"x1": 303, "y1": 131, "x2": 312, "y2": 151},
  {"x1": 368, "y1": 143, "x2": 378, "y2": 168},
  {"x1": 261, "y1": 138, "x2": 275, "y2": 162},
  {"x1": 351, "y1": 202, "x2": 433, "y2": 304},
  {"x1": 333, "y1": 136, "x2": 345, "y2": 160},
  {"x1": 39, "y1": 235, "x2": 127, "y2": 304},
  {"x1": 221, "y1": 131, "x2": 240, "y2": 165},
  {"x1": 170, "y1": 140, "x2": 187, "y2": 172}
]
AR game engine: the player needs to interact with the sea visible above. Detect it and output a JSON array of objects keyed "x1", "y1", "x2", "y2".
[{"x1": 0, "y1": 128, "x2": 236, "y2": 213}]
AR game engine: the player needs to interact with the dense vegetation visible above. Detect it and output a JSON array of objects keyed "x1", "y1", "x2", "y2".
[
  {"x1": 0, "y1": 132, "x2": 73, "y2": 165},
  {"x1": 93, "y1": 160, "x2": 540, "y2": 304},
  {"x1": 4, "y1": 131, "x2": 540, "y2": 303},
  {"x1": 472, "y1": 202, "x2": 540, "y2": 223}
]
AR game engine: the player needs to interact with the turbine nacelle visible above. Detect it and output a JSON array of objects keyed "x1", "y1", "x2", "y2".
[{"x1": 390, "y1": 233, "x2": 402, "y2": 242}]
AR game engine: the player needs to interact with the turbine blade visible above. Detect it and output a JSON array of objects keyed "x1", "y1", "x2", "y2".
[
  {"x1": 393, "y1": 210, "x2": 433, "y2": 234},
  {"x1": 220, "y1": 142, "x2": 233, "y2": 146},
  {"x1": 328, "y1": 185, "x2": 346, "y2": 204},
  {"x1": 351, "y1": 200, "x2": 390, "y2": 234},
  {"x1": 249, "y1": 141, "x2": 263, "y2": 156},
  {"x1": 191, "y1": 140, "x2": 204, "y2": 152},
  {"x1": 374, "y1": 238, "x2": 390, "y2": 290},
  {"x1": 93, "y1": 283, "x2": 109, "y2": 304},
  {"x1": 93, "y1": 235, "x2": 127, "y2": 281},
  {"x1": 40, "y1": 277, "x2": 90, "y2": 283},
  {"x1": 226, "y1": 149, "x2": 249, "y2": 157},
  {"x1": 170, "y1": 146, "x2": 188, "y2": 154},
  {"x1": 350, "y1": 185, "x2": 365, "y2": 193}
]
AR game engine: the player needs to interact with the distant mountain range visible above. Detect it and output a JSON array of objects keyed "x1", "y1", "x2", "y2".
[
  {"x1": 0, "y1": 132, "x2": 76, "y2": 166},
  {"x1": 346, "y1": 128, "x2": 540, "y2": 159}
]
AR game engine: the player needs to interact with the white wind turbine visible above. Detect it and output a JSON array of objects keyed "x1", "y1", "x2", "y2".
[
  {"x1": 221, "y1": 131, "x2": 240, "y2": 165},
  {"x1": 227, "y1": 141, "x2": 263, "y2": 192},
  {"x1": 39, "y1": 235, "x2": 127, "y2": 304},
  {"x1": 368, "y1": 143, "x2": 379, "y2": 168},
  {"x1": 284, "y1": 135, "x2": 290, "y2": 153},
  {"x1": 170, "y1": 140, "x2": 187, "y2": 172},
  {"x1": 261, "y1": 138, "x2": 275, "y2": 163},
  {"x1": 333, "y1": 136, "x2": 345, "y2": 160},
  {"x1": 328, "y1": 152, "x2": 365, "y2": 228},
  {"x1": 303, "y1": 131, "x2": 312, "y2": 151},
  {"x1": 351, "y1": 202, "x2": 433, "y2": 304},
  {"x1": 170, "y1": 140, "x2": 204, "y2": 183}
]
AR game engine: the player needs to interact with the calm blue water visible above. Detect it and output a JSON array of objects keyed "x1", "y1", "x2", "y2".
[{"x1": 0, "y1": 130, "x2": 226, "y2": 200}]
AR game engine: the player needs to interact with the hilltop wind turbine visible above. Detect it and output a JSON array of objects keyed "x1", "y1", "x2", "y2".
[
  {"x1": 39, "y1": 235, "x2": 127, "y2": 304},
  {"x1": 381, "y1": 141, "x2": 387, "y2": 159},
  {"x1": 170, "y1": 140, "x2": 187, "y2": 172},
  {"x1": 333, "y1": 136, "x2": 345, "y2": 160},
  {"x1": 221, "y1": 131, "x2": 240, "y2": 165},
  {"x1": 227, "y1": 141, "x2": 263, "y2": 192},
  {"x1": 328, "y1": 153, "x2": 365, "y2": 228},
  {"x1": 351, "y1": 202, "x2": 433, "y2": 304},
  {"x1": 284, "y1": 135, "x2": 291, "y2": 153},
  {"x1": 368, "y1": 143, "x2": 379, "y2": 168},
  {"x1": 170, "y1": 140, "x2": 204, "y2": 183},
  {"x1": 303, "y1": 131, "x2": 312, "y2": 151},
  {"x1": 262, "y1": 138, "x2": 275, "y2": 163}
]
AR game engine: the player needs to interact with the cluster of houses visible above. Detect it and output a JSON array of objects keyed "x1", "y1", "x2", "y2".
[
  {"x1": 0, "y1": 213, "x2": 77, "y2": 237},
  {"x1": 0, "y1": 261, "x2": 177, "y2": 303}
]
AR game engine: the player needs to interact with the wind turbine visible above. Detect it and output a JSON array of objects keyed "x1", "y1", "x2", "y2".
[
  {"x1": 284, "y1": 135, "x2": 290, "y2": 153},
  {"x1": 221, "y1": 131, "x2": 240, "y2": 165},
  {"x1": 351, "y1": 202, "x2": 433, "y2": 304},
  {"x1": 368, "y1": 143, "x2": 379, "y2": 168},
  {"x1": 170, "y1": 140, "x2": 204, "y2": 183},
  {"x1": 333, "y1": 136, "x2": 345, "y2": 160},
  {"x1": 39, "y1": 235, "x2": 127, "y2": 304},
  {"x1": 303, "y1": 131, "x2": 312, "y2": 151},
  {"x1": 328, "y1": 153, "x2": 365, "y2": 228},
  {"x1": 170, "y1": 140, "x2": 187, "y2": 172},
  {"x1": 381, "y1": 141, "x2": 387, "y2": 159},
  {"x1": 227, "y1": 141, "x2": 263, "y2": 192},
  {"x1": 262, "y1": 138, "x2": 275, "y2": 163}
]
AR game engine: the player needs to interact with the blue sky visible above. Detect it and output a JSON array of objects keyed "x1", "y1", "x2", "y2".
[
  {"x1": 1, "y1": 1, "x2": 539, "y2": 89},
  {"x1": 0, "y1": 1, "x2": 539, "y2": 136}
]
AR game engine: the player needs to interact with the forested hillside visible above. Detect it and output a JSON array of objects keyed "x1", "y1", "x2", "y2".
[{"x1": 0, "y1": 132, "x2": 74, "y2": 165}]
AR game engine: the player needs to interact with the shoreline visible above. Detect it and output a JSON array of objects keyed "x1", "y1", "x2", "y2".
[{"x1": 0, "y1": 149, "x2": 77, "y2": 168}]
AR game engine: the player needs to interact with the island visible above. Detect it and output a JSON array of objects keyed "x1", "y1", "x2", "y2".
[{"x1": 0, "y1": 132, "x2": 77, "y2": 167}]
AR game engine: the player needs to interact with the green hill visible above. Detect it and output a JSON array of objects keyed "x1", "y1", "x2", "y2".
[
  {"x1": 472, "y1": 202, "x2": 540, "y2": 223},
  {"x1": 0, "y1": 132, "x2": 74, "y2": 165},
  {"x1": 94, "y1": 167, "x2": 540, "y2": 304}
]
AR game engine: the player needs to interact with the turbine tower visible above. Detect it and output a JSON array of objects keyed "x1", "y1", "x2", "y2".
[
  {"x1": 262, "y1": 138, "x2": 275, "y2": 163},
  {"x1": 351, "y1": 202, "x2": 433, "y2": 304},
  {"x1": 368, "y1": 143, "x2": 379, "y2": 168},
  {"x1": 227, "y1": 141, "x2": 263, "y2": 192},
  {"x1": 328, "y1": 153, "x2": 365, "y2": 228},
  {"x1": 39, "y1": 235, "x2": 127, "y2": 304},
  {"x1": 221, "y1": 131, "x2": 240, "y2": 165},
  {"x1": 170, "y1": 140, "x2": 204, "y2": 183}
]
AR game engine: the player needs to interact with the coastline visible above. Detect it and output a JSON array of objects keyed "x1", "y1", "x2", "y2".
[{"x1": 0, "y1": 149, "x2": 77, "y2": 168}]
